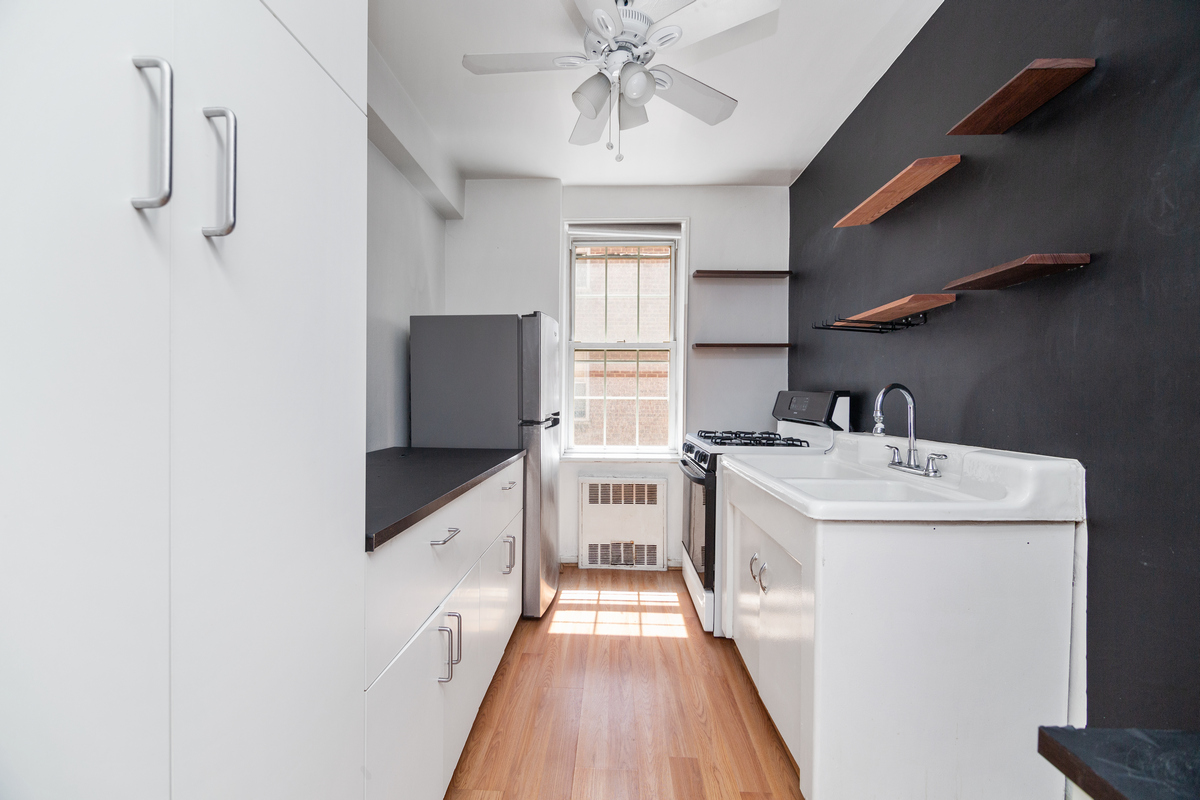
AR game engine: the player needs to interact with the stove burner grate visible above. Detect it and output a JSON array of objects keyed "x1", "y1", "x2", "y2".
[{"x1": 696, "y1": 430, "x2": 810, "y2": 448}]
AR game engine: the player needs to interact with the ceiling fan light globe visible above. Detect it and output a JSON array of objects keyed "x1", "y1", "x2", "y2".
[
  {"x1": 620, "y1": 62, "x2": 656, "y2": 107},
  {"x1": 572, "y1": 72, "x2": 612, "y2": 119}
]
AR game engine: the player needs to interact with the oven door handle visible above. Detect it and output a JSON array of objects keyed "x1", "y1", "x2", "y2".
[{"x1": 678, "y1": 458, "x2": 708, "y2": 485}]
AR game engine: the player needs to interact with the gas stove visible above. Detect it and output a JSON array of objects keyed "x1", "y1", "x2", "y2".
[{"x1": 681, "y1": 391, "x2": 848, "y2": 638}]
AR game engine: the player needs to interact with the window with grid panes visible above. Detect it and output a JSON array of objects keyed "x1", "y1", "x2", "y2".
[{"x1": 570, "y1": 243, "x2": 676, "y2": 451}]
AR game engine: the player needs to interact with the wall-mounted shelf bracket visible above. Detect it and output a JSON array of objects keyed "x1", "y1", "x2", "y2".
[{"x1": 812, "y1": 313, "x2": 929, "y2": 334}]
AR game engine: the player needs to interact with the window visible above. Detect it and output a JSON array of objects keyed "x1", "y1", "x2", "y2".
[{"x1": 568, "y1": 243, "x2": 678, "y2": 452}]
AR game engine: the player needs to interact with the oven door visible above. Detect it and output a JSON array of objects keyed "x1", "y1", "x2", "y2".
[{"x1": 679, "y1": 458, "x2": 715, "y2": 589}]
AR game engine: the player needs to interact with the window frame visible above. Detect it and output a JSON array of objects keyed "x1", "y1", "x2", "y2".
[{"x1": 565, "y1": 240, "x2": 682, "y2": 456}]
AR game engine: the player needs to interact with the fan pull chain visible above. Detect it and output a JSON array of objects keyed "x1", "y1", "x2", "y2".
[
  {"x1": 605, "y1": 80, "x2": 614, "y2": 152},
  {"x1": 613, "y1": 78, "x2": 623, "y2": 162}
]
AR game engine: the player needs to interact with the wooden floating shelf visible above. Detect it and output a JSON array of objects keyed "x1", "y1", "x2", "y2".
[
  {"x1": 948, "y1": 58, "x2": 1096, "y2": 135},
  {"x1": 814, "y1": 294, "x2": 956, "y2": 334},
  {"x1": 839, "y1": 293, "x2": 957, "y2": 324},
  {"x1": 944, "y1": 253, "x2": 1091, "y2": 290},
  {"x1": 692, "y1": 343, "x2": 790, "y2": 349},
  {"x1": 692, "y1": 270, "x2": 792, "y2": 279},
  {"x1": 834, "y1": 156, "x2": 961, "y2": 228}
]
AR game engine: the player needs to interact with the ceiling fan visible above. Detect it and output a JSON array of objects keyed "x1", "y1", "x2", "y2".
[{"x1": 462, "y1": 0, "x2": 779, "y2": 160}]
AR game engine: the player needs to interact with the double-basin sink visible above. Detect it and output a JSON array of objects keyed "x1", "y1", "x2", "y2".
[{"x1": 723, "y1": 432, "x2": 1085, "y2": 523}]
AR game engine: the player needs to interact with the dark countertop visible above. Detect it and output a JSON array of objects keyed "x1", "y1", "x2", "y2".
[
  {"x1": 366, "y1": 447, "x2": 525, "y2": 552},
  {"x1": 1039, "y1": 726, "x2": 1200, "y2": 800}
]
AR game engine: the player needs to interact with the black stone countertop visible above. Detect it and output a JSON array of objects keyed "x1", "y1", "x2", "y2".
[
  {"x1": 366, "y1": 447, "x2": 524, "y2": 552},
  {"x1": 1038, "y1": 726, "x2": 1200, "y2": 800}
]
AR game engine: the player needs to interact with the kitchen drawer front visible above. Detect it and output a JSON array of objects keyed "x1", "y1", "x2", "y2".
[
  {"x1": 365, "y1": 489, "x2": 486, "y2": 687},
  {"x1": 480, "y1": 457, "x2": 523, "y2": 536}
]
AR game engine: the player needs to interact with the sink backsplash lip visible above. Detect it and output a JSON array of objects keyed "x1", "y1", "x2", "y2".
[{"x1": 721, "y1": 432, "x2": 1086, "y2": 523}]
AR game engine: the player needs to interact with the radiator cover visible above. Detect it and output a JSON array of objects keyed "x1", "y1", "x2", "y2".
[{"x1": 578, "y1": 478, "x2": 667, "y2": 571}]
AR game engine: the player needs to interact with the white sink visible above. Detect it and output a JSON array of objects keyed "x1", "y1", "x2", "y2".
[
  {"x1": 783, "y1": 477, "x2": 966, "y2": 503},
  {"x1": 723, "y1": 433, "x2": 1085, "y2": 522}
]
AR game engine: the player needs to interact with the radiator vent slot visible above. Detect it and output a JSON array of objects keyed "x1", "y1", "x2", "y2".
[
  {"x1": 585, "y1": 482, "x2": 659, "y2": 505},
  {"x1": 578, "y1": 478, "x2": 667, "y2": 571}
]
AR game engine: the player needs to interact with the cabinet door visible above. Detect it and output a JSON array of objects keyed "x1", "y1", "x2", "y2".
[
  {"x1": 258, "y1": 0, "x2": 366, "y2": 111},
  {"x1": 479, "y1": 515, "x2": 523, "y2": 680},
  {"x1": 168, "y1": 1, "x2": 367, "y2": 798},
  {"x1": 732, "y1": 508, "x2": 763, "y2": 683},
  {"x1": 365, "y1": 611, "x2": 449, "y2": 800},
  {"x1": 443, "y1": 564, "x2": 483, "y2": 788},
  {"x1": 0, "y1": 3, "x2": 172, "y2": 798},
  {"x1": 756, "y1": 532, "x2": 804, "y2": 757}
]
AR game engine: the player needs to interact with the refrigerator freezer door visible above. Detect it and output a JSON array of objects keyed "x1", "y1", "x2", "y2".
[
  {"x1": 520, "y1": 312, "x2": 561, "y2": 422},
  {"x1": 521, "y1": 417, "x2": 560, "y2": 617},
  {"x1": 410, "y1": 315, "x2": 521, "y2": 449}
]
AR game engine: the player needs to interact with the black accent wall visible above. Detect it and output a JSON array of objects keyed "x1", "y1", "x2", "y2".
[{"x1": 788, "y1": 0, "x2": 1199, "y2": 726}]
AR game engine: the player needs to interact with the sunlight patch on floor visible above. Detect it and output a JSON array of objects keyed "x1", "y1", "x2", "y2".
[{"x1": 549, "y1": 589, "x2": 687, "y2": 637}]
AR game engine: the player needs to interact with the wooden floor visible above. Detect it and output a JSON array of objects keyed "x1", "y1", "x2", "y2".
[{"x1": 445, "y1": 566, "x2": 802, "y2": 800}]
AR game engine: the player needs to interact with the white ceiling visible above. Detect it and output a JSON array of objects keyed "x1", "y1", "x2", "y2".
[{"x1": 369, "y1": 0, "x2": 943, "y2": 187}]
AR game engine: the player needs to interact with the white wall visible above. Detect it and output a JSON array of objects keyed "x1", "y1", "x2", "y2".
[
  {"x1": 558, "y1": 186, "x2": 791, "y2": 565},
  {"x1": 366, "y1": 143, "x2": 445, "y2": 451},
  {"x1": 432, "y1": 181, "x2": 790, "y2": 563},
  {"x1": 562, "y1": 186, "x2": 791, "y2": 435},
  {"x1": 444, "y1": 179, "x2": 563, "y2": 317}
]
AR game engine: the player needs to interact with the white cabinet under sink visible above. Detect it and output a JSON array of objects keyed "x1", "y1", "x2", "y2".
[
  {"x1": 365, "y1": 467, "x2": 525, "y2": 800},
  {"x1": 722, "y1": 434, "x2": 1086, "y2": 800},
  {"x1": 734, "y1": 512, "x2": 805, "y2": 762}
]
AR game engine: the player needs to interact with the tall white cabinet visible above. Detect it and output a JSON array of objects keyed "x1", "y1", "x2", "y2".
[
  {"x1": 0, "y1": 4, "x2": 174, "y2": 798},
  {"x1": 0, "y1": 1, "x2": 366, "y2": 798}
]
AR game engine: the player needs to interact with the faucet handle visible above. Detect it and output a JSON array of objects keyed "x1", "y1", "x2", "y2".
[
  {"x1": 924, "y1": 453, "x2": 947, "y2": 477},
  {"x1": 884, "y1": 445, "x2": 903, "y2": 466}
]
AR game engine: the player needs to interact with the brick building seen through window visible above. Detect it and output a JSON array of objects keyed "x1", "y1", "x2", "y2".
[{"x1": 570, "y1": 243, "x2": 675, "y2": 450}]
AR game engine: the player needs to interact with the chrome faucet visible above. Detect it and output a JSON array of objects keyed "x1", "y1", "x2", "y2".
[{"x1": 872, "y1": 383, "x2": 946, "y2": 477}]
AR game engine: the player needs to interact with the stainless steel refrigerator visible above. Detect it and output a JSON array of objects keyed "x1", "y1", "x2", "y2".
[{"x1": 409, "y1": 312, "x2": 561, "y2": 617}]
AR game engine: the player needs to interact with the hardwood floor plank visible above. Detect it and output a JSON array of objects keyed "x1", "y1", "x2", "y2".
[
  {"x1": 451, "y1": 651, "x2": 545, "y2": 796},
  {"x1": 669, "y1": 756, "x2": 707, "y2": 800},
  {"x1": 570, "y1": 768, "x2": 641, "y2": 800}
]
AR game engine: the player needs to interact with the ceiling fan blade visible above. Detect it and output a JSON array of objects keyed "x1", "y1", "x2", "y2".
[
  {"x1": 573, "y1": 0, "x2": 621, "y2": 43},
  {"x1": 569, "y1": 100, "x2": 612, "y2": 145},
  {"x1": 650, "y1": 65, "x2": 737, "y2": 125},
  {"x1": 649, "y1": 0, "x2": 780, "y2": 49},
  {"x1": 463, "y1": 52, "x2": 589, "y2": 75},
  {"x1": 619, "y1": 96, "x2": 649, "y2": 130}
]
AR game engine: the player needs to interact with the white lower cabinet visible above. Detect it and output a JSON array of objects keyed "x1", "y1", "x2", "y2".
[
  {"x1": 366, "y1": 480, "x2": 525, "y2": 800},
  {"x1": 754, "y1": 530, "x2": 804, "y2": 756},
  {"x1": 479, "y1": 513, "x2": 524, "y2": 678},
  {"x1": 733, "y1": 513, "x2": 763, "y2": 683},
  {"x1": 364, "y1": 610, "x2": 448, "y2": 800},
  {"x1": 442, "y1": 563, "x2": 482, "y2": 783},
  {"x1": 733, "y1": 511, "x2": 803, "y2": 756}
]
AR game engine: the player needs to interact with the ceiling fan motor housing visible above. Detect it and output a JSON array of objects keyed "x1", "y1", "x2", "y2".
[{"x1": 615, "y1": 8, "x2": 653, "y2": 45}]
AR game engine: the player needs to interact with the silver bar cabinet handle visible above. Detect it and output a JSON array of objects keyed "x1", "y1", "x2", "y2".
[
  {"x1": 430, "y1": 527, "x2": 460, "y2": 546},
  {"x1": 749, "y1": 552, "x2": 759, "y2": 580},
  {"x1": 503, "y1": 535, "x2": 515, "y2": 574},
  {"x1": 501, "y1": 481, "x2": 517, "y2": 491},
  {"x1": 437, "y1": 626, "x2": 453, "y2": 683},
  {"x1": 131, "y1": 57, "x2": 173, "y2": 209},
  {"x1": 758, "y1": 563, "x2": 770, "y2": 593},
  {"x1": 446, "y1": 612, "x2": 463, "y2": 665},
  {"x1": 202, "y1": 107, "x2": 237, "y2": 236}
]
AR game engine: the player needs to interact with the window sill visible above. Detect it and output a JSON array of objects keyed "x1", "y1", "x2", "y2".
[{"x1": 561, "y1": 451, "x2": 681, "y2": 463}]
